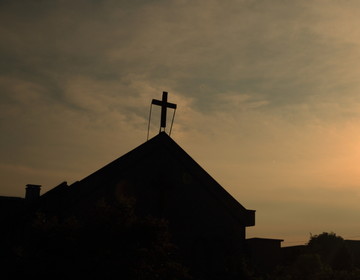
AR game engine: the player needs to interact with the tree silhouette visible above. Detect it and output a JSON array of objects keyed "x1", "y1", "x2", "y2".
[
  {"x1": 266, "y1": 232, "x2": 360, "y2": 280},
  {"x1": 7, "y1": 195, "x2": 191, "y2": 279},
  {"x1": 307, "y1": 232, "x2": 353, "y2": 271}
]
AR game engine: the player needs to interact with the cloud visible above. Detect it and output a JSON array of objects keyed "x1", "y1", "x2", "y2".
[{"x1": 2, "y1": 0, "x2": 359, "y2": 115}]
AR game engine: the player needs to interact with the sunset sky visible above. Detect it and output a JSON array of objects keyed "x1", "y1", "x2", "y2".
[{"x1": 2, "y1": 0, "x2": 360, "y2": 246}]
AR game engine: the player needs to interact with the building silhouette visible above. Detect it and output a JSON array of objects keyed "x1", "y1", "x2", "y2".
[{"x1": 0, "y1": 132, "x2": 287, "y2": 278}]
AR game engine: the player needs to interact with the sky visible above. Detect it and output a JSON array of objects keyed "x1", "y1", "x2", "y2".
[{"x1": 1, "y1": 0, "x2": 360, "y2": 246}]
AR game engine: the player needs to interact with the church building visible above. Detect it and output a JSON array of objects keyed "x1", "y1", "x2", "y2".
[
  {"x1": 35, "y1": 131, "x2": 255, "y2": 276},
  {"x1": 1, "y1": 92, "x2": 259, "y2": 278}
]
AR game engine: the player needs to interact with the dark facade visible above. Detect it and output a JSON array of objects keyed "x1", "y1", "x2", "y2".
[
  {"x1": 1, "y1": 132, "x2": 256, "y2": 279},
  {"x1": 246, "y1": 238, "x2": 284, "y2": 272},
  {"x1": 69, "y1": 132, "x2": 255, "y2": 277}
]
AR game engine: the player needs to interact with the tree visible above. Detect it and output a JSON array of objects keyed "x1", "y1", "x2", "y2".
[
  {"x1": 9, "y1": 196, "x2": 191, "y2": 279},
  {"x1": 307, "y1": 232, "x2": 353, "y2": 271}
]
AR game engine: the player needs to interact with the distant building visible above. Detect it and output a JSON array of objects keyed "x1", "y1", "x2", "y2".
[{"x1": 246, "y1": 237, "x2": 284, "y2": 272}]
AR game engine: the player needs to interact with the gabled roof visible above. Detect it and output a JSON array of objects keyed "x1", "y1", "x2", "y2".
[
  {"x1": 78, "y1": 132, "x2": 254, "y2": 226},
  {"x1": 42, "y1": 132, "x2": 255, "y2": 226}
]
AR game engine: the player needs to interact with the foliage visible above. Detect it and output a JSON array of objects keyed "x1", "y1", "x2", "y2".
[
  {"x1": 259, "y1": 232, "x2": 358, "y2": 280},
  {"x1": 307, "y1": 232, "x2": 353, "y2": 271},
  {"x1": 6, "y1": 196, "x2": 191, "y2": 279}
]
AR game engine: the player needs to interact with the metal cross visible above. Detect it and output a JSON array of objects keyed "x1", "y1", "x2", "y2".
[{"x1": 152, "y1": 91, "x2": 177, "y2": 132}]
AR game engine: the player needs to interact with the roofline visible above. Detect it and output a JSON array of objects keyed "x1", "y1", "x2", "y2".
[
  {"x1": 69, "y1": 132, "x2": 255, "y2": 226},
  {"x1": 247, "y1": 237, "x2": 284, "y2": 242}
]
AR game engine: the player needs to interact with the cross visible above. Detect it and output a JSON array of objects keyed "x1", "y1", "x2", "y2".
[{"x1": 152, "y1": 91, "x2": 177, "y2": 132}]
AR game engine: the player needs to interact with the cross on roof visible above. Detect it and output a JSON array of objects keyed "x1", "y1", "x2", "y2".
[{"x1": 152, "y1": 91, "x2": 177, "y2": 132}]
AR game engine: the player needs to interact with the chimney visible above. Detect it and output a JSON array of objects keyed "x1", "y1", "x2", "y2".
[{"x1": 25, "y1": 184, "x2": 41, "y2": 201}]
